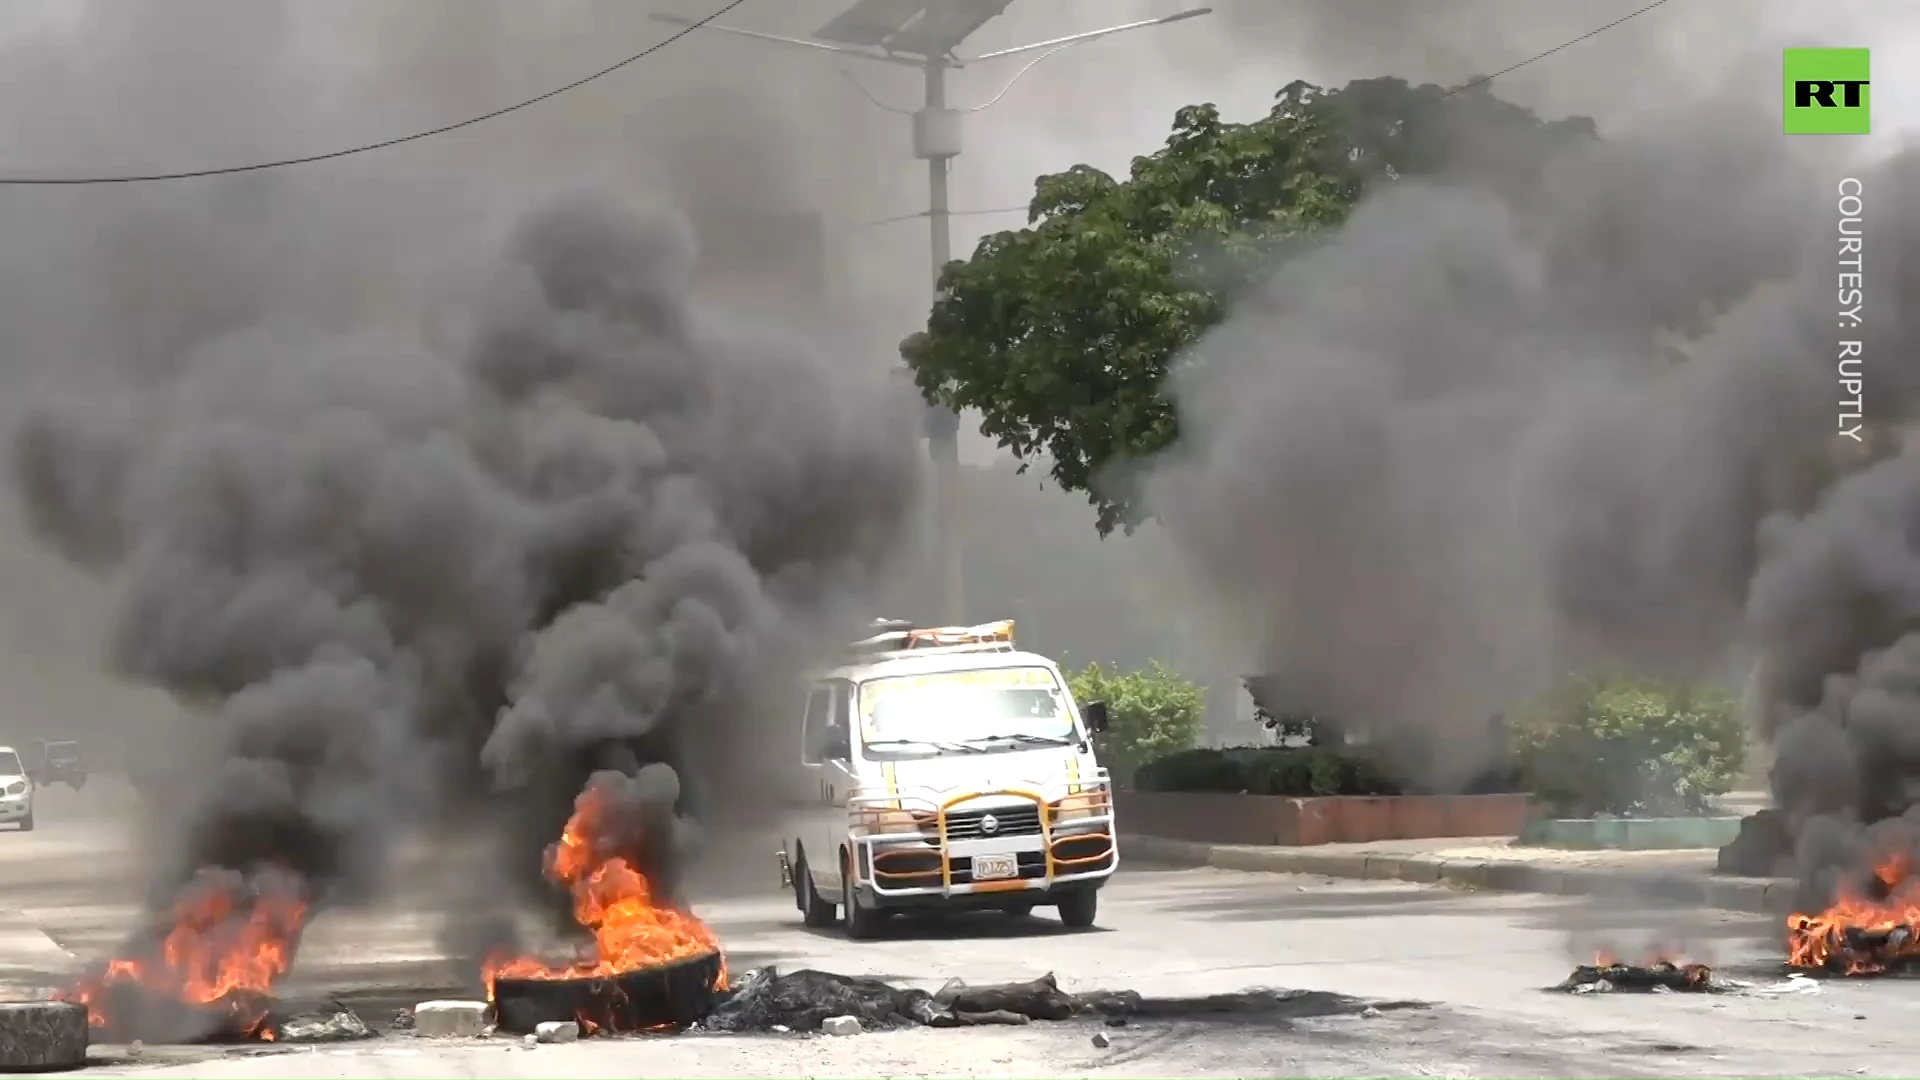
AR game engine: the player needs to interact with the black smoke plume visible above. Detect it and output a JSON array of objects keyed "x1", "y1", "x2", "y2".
[
  {"x1": 13, "y1": 194, "x2": 920, "y2": 963},
  {"x1": 1141, "y1": 76, "x2": 1917, "y2": 805}
]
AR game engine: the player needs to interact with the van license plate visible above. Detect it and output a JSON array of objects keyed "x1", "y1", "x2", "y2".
[{"x1": 973, "y1": 855, "x2": 1017, "y2": 881}]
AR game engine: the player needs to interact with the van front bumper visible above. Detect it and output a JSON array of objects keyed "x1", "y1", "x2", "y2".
[{"x1": 852, "y1": 825, "x2": 1117, "y2": 908}]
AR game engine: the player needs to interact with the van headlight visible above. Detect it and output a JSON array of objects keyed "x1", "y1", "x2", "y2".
[
  {"x1": 852, "y1": 808, "x2": 929, "y2": 837},
  {"x1": 3, "y1": 781, "x2": 24, "y2": 797}
]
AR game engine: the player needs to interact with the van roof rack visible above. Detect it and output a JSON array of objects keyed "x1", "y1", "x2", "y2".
[{"x1": 848, "y1": 618, "x2": 1016, "y2": 658}]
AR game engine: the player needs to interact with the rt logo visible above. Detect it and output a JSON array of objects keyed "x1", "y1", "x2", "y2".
[{"x1": 1784, "y1": 48, "x2": 1870, "y2": 134}]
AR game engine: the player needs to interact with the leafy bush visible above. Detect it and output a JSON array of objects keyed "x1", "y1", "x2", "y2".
[
  {"x1": 1067, "y1": 661, "x2": 1206, "y2": 787},
  {"x1": 1509, "y1": 674, "x2": 1744, "y2": 817},
  {"x1": 1134, "y1": 746, "x2": 1408, "y2": 797}
]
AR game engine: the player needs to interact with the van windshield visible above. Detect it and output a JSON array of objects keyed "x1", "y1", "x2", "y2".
[
  {"x1": 0, "y1": 751, "x2": 20, "y2": 777},
  {"x1": 857, "y1": 666, "x2": 1079, "y2": 759}
]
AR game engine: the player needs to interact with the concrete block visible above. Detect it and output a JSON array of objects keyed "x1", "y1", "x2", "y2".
[
  {"x1": 821, "y1": 1015, "x2": 862, "y2": 1036},
  {"x1": 413, "y1": 1000, "x2": 489, "y2": 1038},
  {"x1": 534, "y1": 1020, "x2": 579, "y2": 1044}
]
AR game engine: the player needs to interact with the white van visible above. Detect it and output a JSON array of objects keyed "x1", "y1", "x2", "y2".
[{"x1": 776, "y1": 619, "x2": 1118, "y2": 938}]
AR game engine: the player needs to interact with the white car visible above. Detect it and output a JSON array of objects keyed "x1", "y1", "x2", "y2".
[{"x1": 0, "y1": 746, "x2": 32, "y2": 831}]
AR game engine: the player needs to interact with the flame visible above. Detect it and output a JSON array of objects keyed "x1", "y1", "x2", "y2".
[
  {"x1": 55, "y1": 869, "x2": 309, "y2": 1040},
  {"x1": 1585, "y1": 948, "x2": 1712, "y2": 983},
  {"x1": 1787, "y1": 853, "x2": 1920, "y2": 974},
  {"x1": 1590, "y1": 947, "x2": 1699, "y2": 968},
  {"x1": 482, "y1": 784, "x2": 726, "y2": 1030}
]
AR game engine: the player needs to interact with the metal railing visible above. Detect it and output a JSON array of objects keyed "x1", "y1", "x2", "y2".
[{"x1": 845, "y1": 771, "x2": 1118, "y2": 896}]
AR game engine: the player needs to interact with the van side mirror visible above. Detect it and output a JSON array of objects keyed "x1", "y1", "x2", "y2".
[{"x1": 1082, "y1": 701, "x2": 1109, "y2": 735}]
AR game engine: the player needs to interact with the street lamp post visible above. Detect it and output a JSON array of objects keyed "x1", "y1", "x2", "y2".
[{"x1": 652, "y1": 2, "x2": 1213, "y2": 624}]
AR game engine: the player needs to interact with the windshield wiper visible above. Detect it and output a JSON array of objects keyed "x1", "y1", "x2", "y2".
[
  {"x1": 864, "y1": 739, "x2": 988, "y2": 754},
  {"x1": 969, "y1": 733, "x2": 1077, "y2": 747}
]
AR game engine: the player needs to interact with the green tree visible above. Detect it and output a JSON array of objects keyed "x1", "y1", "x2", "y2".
[
  {"x1": 1509, "y1": 674, "x2": 1745, "y2": 817},
  {"x1": 901, "y1": 78, "x2": 1593, "y2": 534},
  {"x1": 1067, "y1": 660, "x2": 1206, "y2": 786}
]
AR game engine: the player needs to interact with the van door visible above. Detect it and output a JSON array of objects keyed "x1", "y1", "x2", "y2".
[
  {"x1": 802, "y1": 676, "x2": 848, "y2": 887},
  {"x1": 800, "y1": 682, "x2": 854, "y2": 890}
]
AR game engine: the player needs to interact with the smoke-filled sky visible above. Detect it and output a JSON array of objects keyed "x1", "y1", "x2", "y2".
[
  {"x1": 0, "y1": 0, "x2": 1916, "y2": 804},
  {"x1": 1127, "y1": 4, "x2": 1920, "y2": 804}
]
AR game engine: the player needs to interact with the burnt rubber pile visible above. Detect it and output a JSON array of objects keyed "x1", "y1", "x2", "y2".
[
  {"x1": 695, "y1": 969, "x2": 1417, "y2": 1034},
  {"x1": 1550, "y1": 960, "x2": 1734, "y2": 995}
]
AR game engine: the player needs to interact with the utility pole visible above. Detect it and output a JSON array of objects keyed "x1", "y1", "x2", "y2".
[{"x1": 653, "y1": 2, "x2": 1212, "y2": 624}]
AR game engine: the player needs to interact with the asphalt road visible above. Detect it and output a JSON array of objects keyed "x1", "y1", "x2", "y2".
[{"x1": 0, "y1": 784, "x2": 1908, "y2": 1078}]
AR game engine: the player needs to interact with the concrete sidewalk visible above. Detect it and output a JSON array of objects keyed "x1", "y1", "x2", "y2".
[{"x1": 1120, "y1": 833, "x2": 1799, "y2": 916}]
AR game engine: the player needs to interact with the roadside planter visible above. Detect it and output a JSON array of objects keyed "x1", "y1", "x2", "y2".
[
  {"x1": 1116, "y1": 790, "x2": 1533, "y2": 847},
  {"x1": 1517, "y1": 814, "x2": 1742, "y2": 850}
]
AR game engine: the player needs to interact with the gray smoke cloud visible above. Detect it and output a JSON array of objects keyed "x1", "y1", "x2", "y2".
[
  {"x1": 0, "y1": 0, "x2": 935, "y2": 977},
  {"x1": 1141, "y1": 71, "x2": 1916, "y2": 797},
  {"x1": 0, "y1": 0, "x2": 930, "y2": 747},
  {"x1": 14, "y1": 193, "x2": 921, "y2": 967}
]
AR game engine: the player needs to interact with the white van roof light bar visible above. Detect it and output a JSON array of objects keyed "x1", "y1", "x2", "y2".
[{"x1": 848, "y1": 618, "x2": 1017, "y2": 658}]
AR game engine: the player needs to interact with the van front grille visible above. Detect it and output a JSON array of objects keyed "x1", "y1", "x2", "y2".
[{"x1": 943, "y1": 805, "x2": 1043, "y2": 839}]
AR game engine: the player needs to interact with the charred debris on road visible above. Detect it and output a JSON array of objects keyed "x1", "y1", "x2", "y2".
[{"x1": 28, "y1": 968, "x2": 1420, "y2": 1052}]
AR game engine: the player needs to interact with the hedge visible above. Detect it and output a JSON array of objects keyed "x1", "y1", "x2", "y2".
[{"x1": 1133, "y1": 745, "x2": 1411, "y2": 797}]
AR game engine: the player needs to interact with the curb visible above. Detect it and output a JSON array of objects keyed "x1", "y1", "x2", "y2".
[{"x1": 1120, "y1": 834, "x2": 1795, "y2": 916}]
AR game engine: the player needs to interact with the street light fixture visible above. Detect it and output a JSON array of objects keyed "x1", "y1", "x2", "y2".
[{"x1": 651, "y1": 2, "x2": 1214, "y2": 622}]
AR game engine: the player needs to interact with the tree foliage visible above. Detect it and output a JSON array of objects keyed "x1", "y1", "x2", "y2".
[
  {"x1": 1509, "y1": 674, "x2": 1745, "y2": 818},
  {"x1": 1066, "y1": 660, "x2": 1205, "y2": 786},
  {"x1": 901, "y1": 78, "x2": 1594, "y2": 533}
]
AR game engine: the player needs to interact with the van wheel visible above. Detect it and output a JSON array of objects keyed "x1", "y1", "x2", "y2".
[
  {"x1": 842, "y1": 852, "x2": 883, "y2": 941},
  {"x1": 795, "y1": 855, "x2": 838, "y2": 929},
  {"x1": 17, "y1": 812, "x2": 33, "y2": 833},
  {"x1": 1056, "y1": 889, "x2": 1097, "y2": 929}
]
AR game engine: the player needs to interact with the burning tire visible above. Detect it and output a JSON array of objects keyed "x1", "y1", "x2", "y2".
[{"x1": 492, "y1": 950, "x2": 725, "y2": 1035}]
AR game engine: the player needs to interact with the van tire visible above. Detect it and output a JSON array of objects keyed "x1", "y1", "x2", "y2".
[
  {"x1": 842, "y1": 851, "x2": 882, "y2": 941},
  {"x1": 1056, "y1": 889, "x2": 1097, "y2": 929},
  {"x1": 795, "y1": 855, "x2": 838, "y2": 929},
  {"x1": 16, "y1": 812, "x2": 32, "y2": 833}
]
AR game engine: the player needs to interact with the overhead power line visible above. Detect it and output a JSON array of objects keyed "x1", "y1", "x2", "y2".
[
  {"x1": 1441, "y1": 0, "x2": 1671, "y2": 98},
  {"x1": 0, "y1": 0, "x2": 751, "y2": 185},
  {"x1": 0, "y1": 0, "x2": 1667, "y2": 190},
  {"x1": 858, "y1": 1, "x2": 1675, "y2": 232}
]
